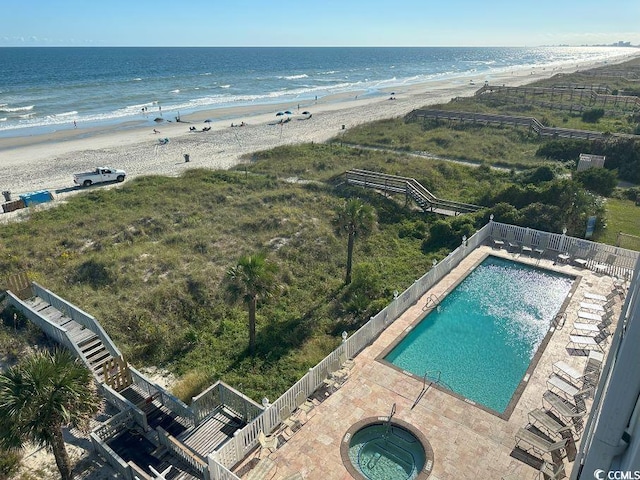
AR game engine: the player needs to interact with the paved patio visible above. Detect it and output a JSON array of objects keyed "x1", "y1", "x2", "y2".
[{"x1": 238, "y1": 245, "x2": 621, "y2": 480}]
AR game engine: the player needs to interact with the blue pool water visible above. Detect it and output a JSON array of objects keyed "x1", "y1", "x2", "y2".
[
  {"x1": 348, "y1": 424, "x2": 426, "y2": 480},
  {"x1": 384, "y1": 256, "x2": 574, "y2": 413}
]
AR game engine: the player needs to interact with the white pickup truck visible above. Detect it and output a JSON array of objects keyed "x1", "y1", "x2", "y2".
[{"x1": 73, "y1": 167, "x2": 126, "y2": 187}]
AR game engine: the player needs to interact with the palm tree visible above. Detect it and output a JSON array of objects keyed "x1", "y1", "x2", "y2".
[
  {"x1": 0, "y1": 349, "x2": 100, "y2": 480},
  {"x1": 334, "y1": 198, "x2": 377, "y2": 285},
  {"x1": 226, "y1": 252, "x2": 280, "y2": 355}
]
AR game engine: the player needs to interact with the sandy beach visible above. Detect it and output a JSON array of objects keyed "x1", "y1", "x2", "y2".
[{"x1": 1, "y1": 53, "x2": 639, "y2": 203}]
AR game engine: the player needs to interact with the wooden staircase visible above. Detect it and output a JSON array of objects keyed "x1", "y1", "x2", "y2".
[{"x1": 345, "y1": 169, "x2": 481, "y2": 216}]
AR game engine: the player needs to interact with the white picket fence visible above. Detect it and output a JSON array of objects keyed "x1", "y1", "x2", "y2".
[{"x1": 205, "y1": 221, "x2": 638, "y2": 478}]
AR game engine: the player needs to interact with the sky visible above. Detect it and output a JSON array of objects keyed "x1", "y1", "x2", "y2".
[{"x1": 1, "y1": 0, "x2": 639, "y2": 47}]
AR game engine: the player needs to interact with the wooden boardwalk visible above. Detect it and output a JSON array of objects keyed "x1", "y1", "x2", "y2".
[
  {"x1": 179, "y1": 406, "x2": 246, "y2": 458},
  {"x1": 345, "y1": 168, "x2": 482, "y2": 216}
]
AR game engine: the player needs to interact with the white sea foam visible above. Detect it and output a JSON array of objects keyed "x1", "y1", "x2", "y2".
[
  {"x1": 219, "y1": 85, "x2": 231, "y2": 89},
  {"x1": 132, "y1": 77, "x2": 142, "y2": 81},
  {"x1": 284, "y1": 74, "x2": 309, "y2": 80},
  {"x1": 51, "y1": 111, "x2": 78, "y2": 117},
  {"x1": 170, "y1": 89, "x2": 180, "y2": 93},
  {"x1": 0, "y1": 105, "x2": 34, "y2": 112},
  {"x1": 0, "y1": 118, "x2": 6, "y2": 122}
]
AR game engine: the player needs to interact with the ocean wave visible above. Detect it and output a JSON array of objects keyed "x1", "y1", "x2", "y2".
[
  {"x1": 51, "y1": 111, "x2": 78, "y2": 117},
  {"x1": 132, "y1": 77, "x2": 142, "y2": 81},
  {"x1": 170, "y1": 89, "x2": 180, "y2": 93},
  {"x1": 284, "y1": 74, "x2": 309, "y2": 80},
  {"x1": 219, "y1": 85, "x2": 231, "y2": 89},
  {"x1": 0, "y1": 105, "x2": 35, "y2": 112},
  {"x1": 0, "y1": 118, "x2": 7, "y2": 122}
]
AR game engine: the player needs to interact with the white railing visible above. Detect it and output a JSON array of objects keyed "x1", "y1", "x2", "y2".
[
  {"x1": 157, "y1": 426, "x2": 209, "y2": 479},
  {"x1": 130, "y1": 367, "x2": 195, "y2": 427},
  {"x1": 207, "y1": 224, "x2": 493, "y2": 477},
  {"x1": 31, "y1": 282, "x2": 122, "y2": 358},
  {"x1": 98, "y1": 383, "x2": 149, "y2": 431}
]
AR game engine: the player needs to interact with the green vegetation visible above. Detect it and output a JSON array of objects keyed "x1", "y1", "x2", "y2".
[
  {"x1": 333, "y1": 198, "x2": 377, "y2": 284},
  {"x1": 0, "y1": 350, "x2": 100, "y2": 480},
  {"x1": 1, "y1": 57, "x2": 639, "y2": 411}
]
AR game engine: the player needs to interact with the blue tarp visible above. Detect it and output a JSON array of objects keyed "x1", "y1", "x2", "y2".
[{"x1": 19, "y1": 190, "x2": 53, "y2": 207}]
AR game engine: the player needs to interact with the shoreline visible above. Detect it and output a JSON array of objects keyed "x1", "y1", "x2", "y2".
[{"x1": 1, "y1": 52, "x2": 639, "y2": 201}]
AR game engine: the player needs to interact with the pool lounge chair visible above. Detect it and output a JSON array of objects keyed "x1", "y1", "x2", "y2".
[
  {"x1": 542, "y1": 390, "x2": 585, "y2": 428},
  {"x1": 572, "y1": 248, "x2": 590, "y2": 268},
  {"x1": 572, "y1": 322, "x2": 609, "y2": 336},
  {"x1": 528, "y1": 408, "x2": 572, "y2": 436},
  {"x1": 294, "y1": 391, "x2": 316, "y2": 419},
  {"x1": 519, "y1": 230, "x2": 533, "y2": 256},
  {"x1": 577, "y1": 309, "x2": 613, "y2": 325},
  {"x1": 533, "y1": 234, "x2": 550, "y2": 259},
  {"x1": 515, "y1": 427, "x2": 567, "y2": 458},
  {"x1": 567, "y1": 334, "x2": 605, "y2": 353},
  {"x1": 593, "y1": 253, "x2": 617, "y2": 275},
  {"x1": 583, "y1": 290, "x2": 616, "y2": 303},
  {"x1": 279, "y1": 404, "x2": 301, "y2": 435},
  {"x1": 547, "y1": 374, "x2": 579, "y2": 398},
  {"x1": 579, "y1": 298, "x2": 614, "y2": 312},
  {"x1": 257, "y1": 431, "x2": 278, "y2": 458},
  {"x1": 552, "y1": 361, "x2": 584, "y2": 384},
  {"x1": 491, "y1": 228, "x2": 507, "y2": 249}
]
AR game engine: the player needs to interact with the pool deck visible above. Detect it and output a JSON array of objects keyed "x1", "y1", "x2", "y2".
[{"x1": 237, "y1": 246, "x2": 621, "y2": 480}]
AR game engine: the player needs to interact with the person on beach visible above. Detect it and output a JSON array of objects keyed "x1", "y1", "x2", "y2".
[
  {"x1": 73, "y1": 120, "x2": 77, "y2": 128},
  {"x1": 153, "y1": 129, "x2": 160, "y2": 134}
]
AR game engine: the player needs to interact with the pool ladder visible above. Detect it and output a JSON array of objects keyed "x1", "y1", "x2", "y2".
[
  {"x1": 422, "y1": 293, "x2": 441, "y2": 311},
  {"x1": 412, "y1": 370, "x2": 441, "y2": 409}
]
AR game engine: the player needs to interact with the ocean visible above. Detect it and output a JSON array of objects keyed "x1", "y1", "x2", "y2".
[{"x1": 0, "y1": 46, "x2": 635, "y2": 137}]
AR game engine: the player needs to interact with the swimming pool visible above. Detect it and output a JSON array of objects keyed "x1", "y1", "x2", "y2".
[{"x1": 383, "y1": 255, "x2": 575, "y2": 415}]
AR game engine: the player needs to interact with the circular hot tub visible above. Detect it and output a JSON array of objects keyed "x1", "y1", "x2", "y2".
[{"x1": 341, "y1": 417, "x2": 433, "y2": 480}]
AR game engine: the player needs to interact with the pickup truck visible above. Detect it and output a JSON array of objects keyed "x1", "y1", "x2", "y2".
[{"x1": 74, "y1": 167, "x2": 126, "y2": 187}]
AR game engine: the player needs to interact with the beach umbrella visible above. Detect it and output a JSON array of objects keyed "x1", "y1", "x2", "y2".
[
  {"x1": 204, "y1": 119, "x2": 212, "y2": 123},
  {"x1": 301, "y1": 111, "x2": 311, "y2": 115},
  {"x1": 284, "y1": 110, "x2": 293, "y2": 115},
  {"x1": 154, "y1": 117, "x2": 163, "y2": 122},
  {"x1": 275, "y1": 112, "x2": 285, "y2": 117}
]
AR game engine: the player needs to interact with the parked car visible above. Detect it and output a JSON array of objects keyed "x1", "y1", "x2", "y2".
[{"x1": 73, "y1": 167, "x2": 126, "y2": 187}]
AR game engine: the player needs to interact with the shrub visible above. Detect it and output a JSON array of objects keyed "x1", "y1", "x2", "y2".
[
  {"x1": 573, "y1": 168, "x2": 618, "y2": 196},
  {"x1": 581, "y1": 108, "x2": 605, "y2": 123}
]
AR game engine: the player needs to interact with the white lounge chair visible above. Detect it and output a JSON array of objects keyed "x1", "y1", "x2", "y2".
[
  {"x1": 579, "y1": 298, "x2": 614, "y2": 312},
  {"x1": 571, "y1": 250, "x2": 589, "y2": 268},
  {"x1": 515, "y1": 428, "x2": 567, "y2": 458},
  {"x1": 552, "y1": 361, "x2": 584, "y2": 384},
  {"x1": 294, "y1": 391, "x2": 316, "y2": 418},
  {"x1": 577, "y1": 309, "x2": 613, "y2": 324},
  {"x1": 567, "y1": 334, "x2": 605, "y2": 352},
  {"x1": 583, "y1": 290, "x2": 616, "y2": 302},
  {"x1": 573, "y1": 322, "x2": 609, "y2": 336},
  {"x1": 547, "y1": 374, "x2": 580, "y2": 398},
  {"x1": 278, "y1": 404, "x2": 301, "y2": 437}
]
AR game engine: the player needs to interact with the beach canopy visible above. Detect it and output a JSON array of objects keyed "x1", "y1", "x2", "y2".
[
  {"x1": 275, "y1": 112, "x2": 285, "y2": 116},
  {"x1": 284, "y1": 110, "x2": 293, "y2": 115},
  {"x1": 204, "y1": 119, "x2": 212, "y2": 123},
  {"x1": 302, "y1": 111, "x2": 311, "y2": 115}
]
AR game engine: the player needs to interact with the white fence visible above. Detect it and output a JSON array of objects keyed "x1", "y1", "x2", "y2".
[{"x1": 206, "y1": 221, "x2": 638, "y2": 478}]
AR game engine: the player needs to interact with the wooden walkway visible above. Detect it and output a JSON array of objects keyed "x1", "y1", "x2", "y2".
[
  {"x1": 23, "y1": 296, "x2": 114, "y2": 383},
  {"x1": 345, "y1": 168, "x2": 481, "y2": 216},
  {"x1": 179, "y1": 406, "x2": 246, "y2": 457},
  {"x1": 405, "y1": 108, "x2": 640, "y2": 141}
]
